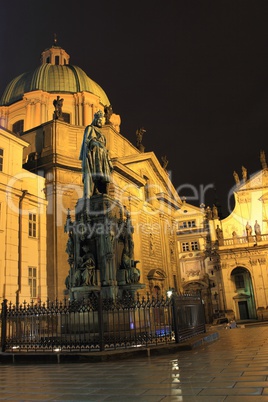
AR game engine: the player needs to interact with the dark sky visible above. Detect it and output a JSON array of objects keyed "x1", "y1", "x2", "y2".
[{"x1": 2, "y1": 0, "x2": 268, "y2": 217}]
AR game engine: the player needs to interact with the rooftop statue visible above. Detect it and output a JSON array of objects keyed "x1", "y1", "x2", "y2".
[
  {"x1": 161, "y1": 155, "x2": 169, "y2": 170},
  {"x1": 260, "y1": 149, "x2": 267, "y2": 169},
  {"x1": 79, "y1": 110, "x2": 113, "y2": 198},
  {"x1": 53, "y1": 96, "x2": 64, "y2": 120},
  {"x1": 136, "y1": 127, "x2": 146, "y2": 152},
  {"x1": 233, "y1": 170, "x2": 240, "y2": 185},
  {"x1": 104, "y1": 104, "x2": 113, "y2": 125}
]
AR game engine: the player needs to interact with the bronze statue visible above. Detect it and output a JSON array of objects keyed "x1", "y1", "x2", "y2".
[
  {"x1": 79, "y1": 110, "x2": 113, "y2": 197},
  {"x1": 79, "y1": 246, "x2": 97, "y2": 286}
]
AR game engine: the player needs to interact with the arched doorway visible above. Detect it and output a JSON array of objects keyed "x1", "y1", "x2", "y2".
[
  {"x1": 147, "y1": 268, "x2": 167, "y2": 297},
  {"x1": 182, "y1": 277, "x2": 213, "y2": 323},
  {"x1": 231, "y1": 267, "x2": 257, "y2": 320}
]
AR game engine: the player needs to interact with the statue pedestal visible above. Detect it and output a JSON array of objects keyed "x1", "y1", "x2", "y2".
[
  {"x1": 65, "y1": 193, "x2": 144, "y2": 302},
  {"x1": 118, "y1": 283, "x2": 146, "y2": 300},
  {"x1": 70, "y1": 286, "x2": 100, "y2": 301},
  {"x1": 100, "y1": 285, "x2": 118, "y2": 299}
]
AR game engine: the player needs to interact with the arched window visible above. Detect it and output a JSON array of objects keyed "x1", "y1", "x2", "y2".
[{"x1": 12, "y1": 120, "x2": 24, "y2": 135}]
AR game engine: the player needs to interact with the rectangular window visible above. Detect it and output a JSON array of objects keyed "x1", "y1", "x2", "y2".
[
  {"x1": 28, "y1": 267, "x2": 37, "y2": 298},
  {"x1": 179, "y1": 220, "x2": 196, "y2": 229},
  {"x1": 28, "y1": 213, "x2": 37, "y2": 237},
  {"x1": 182, "y1": 242, "x2": 190, "y2": 252},
  {"x1": 235, "y1": 274, "x2": 245, "y2": 289},
  {"x1": 0, "y1": 148, "x2": 3, "y2": 172},
  {"x1": 191, "y1": 241, "x2": 199, "y2": 250}
]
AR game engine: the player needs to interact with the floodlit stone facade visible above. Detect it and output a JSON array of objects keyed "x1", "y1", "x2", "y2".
[
  {"x1": 3, "y1": 41, "x2": 268, "y2": 323},
  {"x1": 0, "y1": 43, "x2": 182, "y2": 301},
  {"x1": 208, "y1": 157, "x2": 268, "y2": 321},
  {"x1": 0, "y1": 127, "x2": 47, "y2": 304},
  {"x1": 175, "y1": 200, "x2": 216, "y2": 322}
]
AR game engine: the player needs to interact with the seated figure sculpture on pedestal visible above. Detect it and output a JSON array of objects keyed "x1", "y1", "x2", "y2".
[
  {"x1": 79, "y1": 245, "x2": 97, "y2": 286},
  {"x1": 79, "y1": 110, "x2": 113, "y2": 197}
]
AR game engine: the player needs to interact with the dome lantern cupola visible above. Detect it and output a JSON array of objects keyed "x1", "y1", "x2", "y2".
[
  {"x1": 41, "y1": 35, "x2": 70, "y2": 66},
  {"x1": 0, "y1": 39, "x2": 122, "y2": 133}
]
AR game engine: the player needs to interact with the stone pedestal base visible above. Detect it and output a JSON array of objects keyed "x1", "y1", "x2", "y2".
[
  {"x1": 70, "y1": 286, "x2": 100, "y2": 301},
  {"x1": 118, "y1": 283, "x2": 145, "y2": 299},
  {"x1": 100, "y1": 285, "x2": 118, "y2": 299}
]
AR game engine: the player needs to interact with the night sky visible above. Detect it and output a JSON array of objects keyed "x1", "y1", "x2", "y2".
[{"x1": 2, "y1": 0, "x2": 268, "y2": 217}]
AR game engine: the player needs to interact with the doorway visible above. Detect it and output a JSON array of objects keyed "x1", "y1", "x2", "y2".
[{"x1": 238, "y1": 301, "x2": 249, "y2": 319}]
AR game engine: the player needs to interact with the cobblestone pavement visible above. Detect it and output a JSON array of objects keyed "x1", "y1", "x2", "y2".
[{"x1": 1, "y1": 325, "x2": 268, "y2": 401}]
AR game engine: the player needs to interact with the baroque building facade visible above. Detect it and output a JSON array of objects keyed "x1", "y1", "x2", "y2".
[
  {"x1": 176, "y1": 155, "x2": 268, "y2": 324},
  {"x1": 176, "y1": 200, "x2": 217, "y2": 323},
  {"x1": 0, "y1": 41, "x2": 182, "y2": 301},
  {"x1": 0, "y1": 127, "x2": 47, "y2": 304},
  {"x1": 207, "y1": 154, "x2": 268, "y2": 321}
]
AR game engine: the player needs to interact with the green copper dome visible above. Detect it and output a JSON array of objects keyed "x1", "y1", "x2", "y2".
[{"x1": 0, "y1": 49, "x2": 110, "y2": 106}]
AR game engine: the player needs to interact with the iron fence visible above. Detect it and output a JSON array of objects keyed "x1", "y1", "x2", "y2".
[{"x1": 1, "y1": 292, "x2": 205, "y2": 353}]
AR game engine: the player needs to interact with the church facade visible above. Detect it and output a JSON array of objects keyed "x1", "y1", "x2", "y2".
[
  {"x1": 175, "y1": 155, "x2": 268, "y2": 324},
  {"x1": 207, "y1": 154, "x2": 268, "y2": 321},
  {"x1": 2, "y1": 40, "x2": 268, "y2": 322},
  {"x1": 0, "y1": 41, "x2": 182, "y2": 301}
]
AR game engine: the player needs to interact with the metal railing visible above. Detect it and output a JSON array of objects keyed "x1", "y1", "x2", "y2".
[{"x1": 1, "y1": 292, "x2": 206, "y2": 353}]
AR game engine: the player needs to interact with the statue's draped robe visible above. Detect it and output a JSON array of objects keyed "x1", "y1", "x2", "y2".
[{"x1": 79, "y1": 125, "x2": 113, "y2": 198}]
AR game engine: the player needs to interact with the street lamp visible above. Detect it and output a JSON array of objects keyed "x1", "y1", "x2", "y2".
[{"x1": 167, "y1": 289, "x2": 173, "y2": 298}]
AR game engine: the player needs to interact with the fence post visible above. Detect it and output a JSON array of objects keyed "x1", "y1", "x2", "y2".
[
  {"x1": 171, "y1": 295, "x2": 180, "y2": 343},
  {"x1": 1, "y1": 299, "x2": 8, "y2": 352},
  {"x1": 98, "y1": 292, "x2": 105, "y2": 352}
]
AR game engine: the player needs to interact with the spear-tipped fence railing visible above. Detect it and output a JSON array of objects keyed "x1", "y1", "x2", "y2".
[{"x1": 0, "y1": 292, "x2": 205, "y2": 353}]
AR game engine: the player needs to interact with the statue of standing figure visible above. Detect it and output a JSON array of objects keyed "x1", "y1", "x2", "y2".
[
  {"x1": 79, "y1": 110, "x2": 113, "y2": 197},
  {"x1": 254, "y1": 220, "x2": 261, "y2": 241},
  {"x1": 246, "y1": 222, "x2": 253, "y2": 239},
  {"x1": 53, "y1": 96, "x2": 64, "y2": 120},
  {"x1": 216, "y1": 225, "x2": 223, "y2": 242},
  {"x1": 120, "y1": 210, "x2": 140, "y2": 284},
  {"x1": 161, "y1": 155, "x2": 169, "y2": 170},
  {"x1": 233, "y1": 171, "x2": 240, "y2": 185},
  {"x1": 104, "y1": 104, "x2": 113, "y2": 125},
  {"x1": 136, "y1": 127, "x2": 146, "y2": 152}
]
